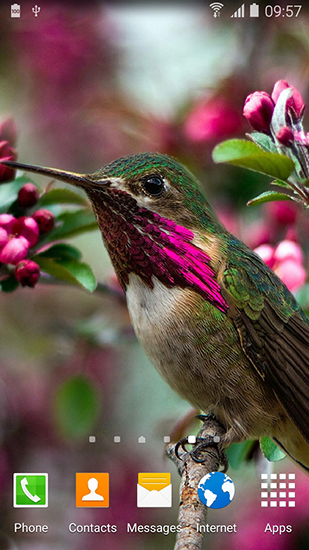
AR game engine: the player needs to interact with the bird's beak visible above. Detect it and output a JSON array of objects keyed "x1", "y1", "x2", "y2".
[{"x1": 0, "y1": 160, "x2": 97, "y2": 188}]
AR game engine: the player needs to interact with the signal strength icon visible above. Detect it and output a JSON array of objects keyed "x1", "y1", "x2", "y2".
[
  {"x1": 209, "y1": 3, "x2": 224, "y2": 18},
  {"x1": 231, "y1": 3, "x2": 245, "y2": 17}
]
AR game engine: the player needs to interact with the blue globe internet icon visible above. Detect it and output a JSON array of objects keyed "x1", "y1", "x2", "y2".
[{"x1": 197, "y1": 472, "x2": 235, "y2": 509}]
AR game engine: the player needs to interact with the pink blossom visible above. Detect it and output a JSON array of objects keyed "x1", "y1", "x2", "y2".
[
  {"x1": 276, "y1": 126, "x2": 294, "y2": 146},
  {"x1": 294, "y1": 130, "x2": 309, "y2": 145},
  {"x1": 15, "y1": 217, "x2": 39, "y2": 246},
  {"x1": 274, "y1": 239, "x2": 303, "y2": 264},
  {"x1": 0, "y1": 214, "x2": 16, "y2": 232},
  {"x1": 0, "y1": 236, "x2": 29, "y2": 264},
  {"x1": 184, "y1": 99, "x2": 242, "y2": 143},
  {"x1": 0, "y1": 227, "x2": 8, "y2": 247},
  {"x1": 254, "y1": 239, "x2": 307, "y2": 292},
  {"x1": 0, "y1": 140, "x2": 16, "y2": 182},
  {"x1": 18, "y1": 183, "x2": 39, "y2": 208},
  {"x1": 244, "y1": 220, "x2": 273, "y2": 249},
  {"x1": 15, "y1": 259, "x2": 40, "y2": 287},
  {"x1": 0, "y1": 216, "x2": 39, "y2": 265},
  {"x1": 243, "y1": 91, "x2": 274, "y2": 133},
  {"x1": 254, "y1": 244, "x2": 275, "y2": 268},
  {"x1": 0, "y1": 117, "x2": 17, "y2": 146},
  {"x1": 275, "y1": 259, "x2": 307, "y2": 292},
  {"x1": 285, "y1": 227, "x2": 298, "y2": 242},
  {"x1": 271, "y1": 80, "x2": 305, "y2": 120},
  {"x1": 266, "y1": 200, "x2": 298, "y2": 226},
  {"x1": 33, "y1": 209, "x2": 55, "y2": 234}
]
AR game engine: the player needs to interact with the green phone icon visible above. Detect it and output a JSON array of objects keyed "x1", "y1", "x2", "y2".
[{"x1": 13, "y1": 473, "x2": 48, "y2": 507}]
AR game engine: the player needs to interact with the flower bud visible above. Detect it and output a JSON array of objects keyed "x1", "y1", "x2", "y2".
[
  {"x1": 254, "y1": 244, "x2": 275, "y2": 268},
  {"x1": 32, "y1": 209, "x2": 55, "y2": 234},
  {"x1": 0, "y1": 227, "x2": 8, "y2": 248},
  {"x1": 266, "y1": 201, "x2": 298, "y2": 226},
  {"x1": 276, "y1": 126, "x2": 294, "y2": 146},
  {"x1": 274, "y1": 239, "x2": 303, "y2": 264},
  {"x1": 285, "y1": 227, "x2": 298, "y2": 242},
  {"x1": 184, "y1": 98, "x2": 242, "y2": 143},
  {"x1": 243, "y1": 92, "x2": 274, "y2": 133},
  {"x1": 0, "y1": 216, "x2": 39, "y2": 265},
  {"x1": 15, "y1": 259, "x2": 40, "y2": 287},
  {"x1": 0, "y1": 214, "x2": 16, "y2": 232},
  {"x1": 18, "y1": 183, "x2": 39, "y2": 208},
  {"x1": 0, "y1": 117, "x2": 17, "y2": 146},
  {"x1": 294, "y1": 131, "x2": 309, "y2": 145},
  {"x1": 275, "y1": 259, "x2": 306, "y2": 293},
  {"x1": 271, "y1": 80, "x2": 305, "y2": 121},
  {"x1": 0, "y1": 236, "x2": 29, "y2": 264},
  {"x1": 16, "y1": 216, "x2": 39, "y2": 247},
  {"x1": 0, "y1": 140, "x2": 16, "y2": 183}
]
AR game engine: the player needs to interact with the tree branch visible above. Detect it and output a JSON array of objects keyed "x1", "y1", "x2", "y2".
[{"x1": 166, "y1": 417, "x2": 226, "y2": 550}]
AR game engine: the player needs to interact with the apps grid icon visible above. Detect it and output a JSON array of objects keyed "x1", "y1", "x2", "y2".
[{"x1": 261, "y1": 473, "x2": 295, "y2": 507}]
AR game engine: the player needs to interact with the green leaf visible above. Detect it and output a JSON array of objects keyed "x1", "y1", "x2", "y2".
[
  {"x1": 247, "y1": 190, "x2": 292, "y2": 207},
  {"x1": 260, "y1": 437, "x2": 286, "y2": 462},
  {"x1": 284, "y1": 150, "x2": 303, "y2": 179},
  {"x1": 0, "y1": 275, "x2": 19, "y2": 292},
  {"x1": 249, "y1": 132, "x2": 278, "y2": 153},
  {"x1": 34, "y1": 243, "x2": 82, "y2": 261},
  {"x1": 34, "y1": 256, "x2": 97, "y2": 292},
  {"x1": 44, "y1": 209, "x2": 97, "y2": 242},
  {"x1": 39, "y1": 188, "x2": 88, "y2": 207},
  {"x1": 212, "y1": 139, "x2": 295, "y2": 181},
  {"x1": 54, "y1": 375, "x2": 100, "y2": 440},
  {"x1": 295, "y1": 284, "x2": 309, "y2": 313},
  {"x1": 270, "y1": 179, "x2": 290, "y2": 189},
  {"x1": 0, "y1": 176, "x2": 37, "y2": 214},
  {"x1": 226, "y1": 440, "x2": 255, "y2": 470}
]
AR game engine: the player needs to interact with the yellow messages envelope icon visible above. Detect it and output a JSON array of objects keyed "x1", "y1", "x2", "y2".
[{"x1": 137, "y1": 473, "x2": 172, "y2": 508}]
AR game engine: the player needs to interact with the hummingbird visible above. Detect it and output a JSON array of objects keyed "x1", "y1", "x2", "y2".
[{"x1": 3, "y1": 153, "x2": 309, "y2": 472}]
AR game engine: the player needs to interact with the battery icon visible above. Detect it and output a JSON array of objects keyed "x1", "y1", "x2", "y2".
[{"x1": 250, "y1": 3, "x2": 259, "y2": 17}]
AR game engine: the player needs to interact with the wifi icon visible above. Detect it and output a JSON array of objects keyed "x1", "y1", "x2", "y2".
[{"x1": 209, "y1": 2, "x2": 224, "y2": 17}]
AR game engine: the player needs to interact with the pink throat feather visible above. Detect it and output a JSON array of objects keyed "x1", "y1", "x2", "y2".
[{"x1": 89, "y1": 188, "x2": 228, "y2": 313}]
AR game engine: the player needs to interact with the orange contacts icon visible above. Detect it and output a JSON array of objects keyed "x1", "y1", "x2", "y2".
[{"x1": 76, "y1": 473, "x2": 109, "y2": 508}]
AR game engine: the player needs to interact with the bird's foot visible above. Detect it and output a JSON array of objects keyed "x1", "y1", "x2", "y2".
[
  {"x1": 195, "y1": 412, "x2": 226, "y2": 431},
  {"x1": 175, "y1": 414, "x2": 228, "y2": 472}
]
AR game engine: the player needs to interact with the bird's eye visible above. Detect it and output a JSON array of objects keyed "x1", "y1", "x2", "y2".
[{"x1": 142, "y1": 176, "x2": 164, "y2": 197}]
